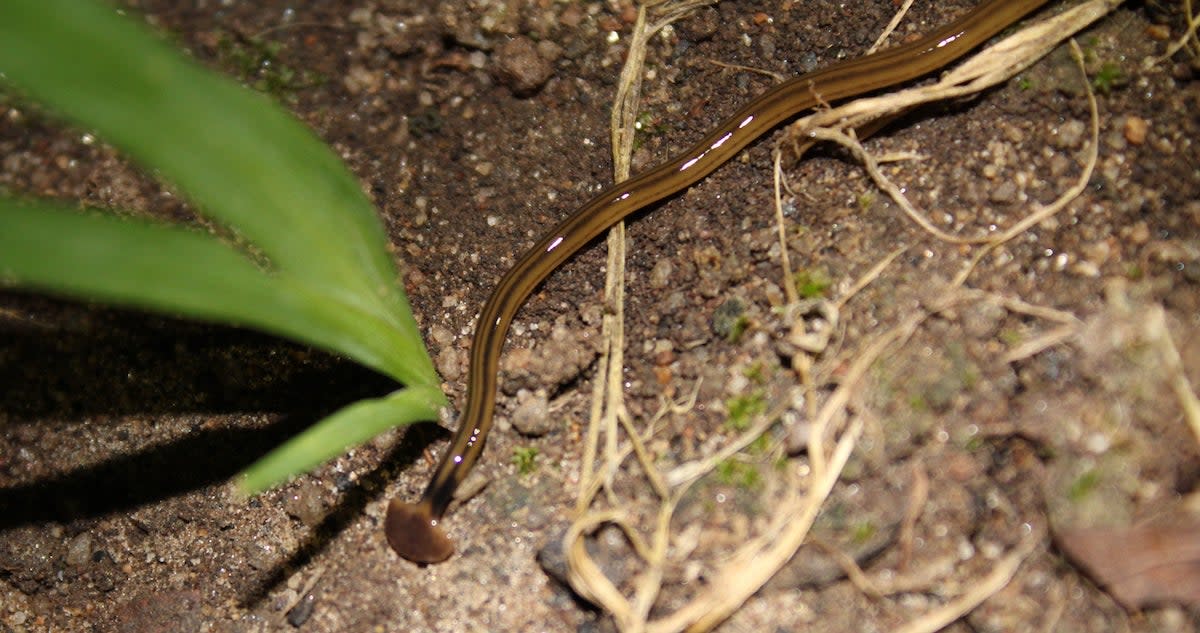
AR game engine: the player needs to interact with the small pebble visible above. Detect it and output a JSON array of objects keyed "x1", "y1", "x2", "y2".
[
  {"x1": 455, "y1": 469, "x2": 491, "y2": 503},
  {"x1": 429, "y1": 325, "x2": 454, "y2": 346},
  {"x1": 245, "y1": 541, "x2": 276, "y2": 570},
  {"x1": 492, "y1": 36, "x2": 554, "y2": 96},
  {"x1": 1123, "y1": 115, "x2": 1148, "y2": 145},
  {"x1": 437, "y1": 345, "x2": 465, "y2": 382},
  {"x1": 649, "y1": 259, "x2": 673, "y2": 288},
  {"x1": 287, "y1": 593, "x2": 316, "y2": 627},
  {"x1": 511, "y1": 388, "x2": 553, "y2": 436},
  {"x1": 1052, "y1": 119, "x2": 1087, "y2": 150},
  {"x1": 989, "y1": 180, "x2": 1018, "y2": 205},
  {"x1": 284, "y1": 480, "x2": 325, "y2": 526},
  {"x1": 1144, "y1": 24, "x2": 1171, "y2": 41},
  {"x1": 1124, "y1": 221, "x2": 1150, "y2": 245},
  {"x1": 66, "y1": 532, "x2": 93, "y2": 567}
]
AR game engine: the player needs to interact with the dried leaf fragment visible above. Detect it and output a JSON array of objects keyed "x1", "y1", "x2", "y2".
[{"x1": 1057, "y1": 522, "x2": 1200, "y2": 610}]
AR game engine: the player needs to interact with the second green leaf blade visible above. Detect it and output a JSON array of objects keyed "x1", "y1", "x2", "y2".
[{"x1": 0, "y1": 0, "x2": 438, "y2": 390}]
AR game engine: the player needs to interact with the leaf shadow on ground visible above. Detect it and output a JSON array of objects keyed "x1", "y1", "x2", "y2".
[
  {"x1": 0, "y1": 293, "x2": 435, "y2": 533},
  {"x1": 238, "y1": 423, "x2": 446, "y2": 609}
]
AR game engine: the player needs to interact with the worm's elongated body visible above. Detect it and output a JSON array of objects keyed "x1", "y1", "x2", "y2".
[{"x1": 387, "y1": 0, "x2": 1050, "y2": 563}]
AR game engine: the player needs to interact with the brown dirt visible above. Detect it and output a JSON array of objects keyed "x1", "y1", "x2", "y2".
[{"x1": 2, "y1": 1, "x2": 1199, "y2": 631}]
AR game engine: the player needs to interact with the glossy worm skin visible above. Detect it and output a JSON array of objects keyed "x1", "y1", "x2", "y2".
[{"x1": 387, "y1": 0, "x2": 1050, "y2": 563}]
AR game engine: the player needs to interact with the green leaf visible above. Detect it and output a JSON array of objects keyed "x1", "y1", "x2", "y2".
[
  {"x1": 0, "y1": 0, "x2": 439, "y2": 389},
  {"x1": 238, "y1": 385, "x2": 445, "y2": 495},
  {"x1": 0, "y1": 201, "x2": 434, "y2": 388},
  {"x1": 0, "y1": 0, "x2": 449, "y2": 488},
  {"x1": 0, "y1": 0, "x2": 393, "y2": 298}
]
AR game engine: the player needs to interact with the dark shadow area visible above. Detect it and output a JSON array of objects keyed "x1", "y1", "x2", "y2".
[
  {"x1": 1, "y1": 414, "x2": 307, "y2": 528},
  {"x1": 239, "y1": 421, "x2": 447, "y2": 608},
  {"x1": 0, "y1": 292, "x2": 425, "y2": 528},
  {"x1": 0, "y1": 292, "x2": 398, "y2": 420}
]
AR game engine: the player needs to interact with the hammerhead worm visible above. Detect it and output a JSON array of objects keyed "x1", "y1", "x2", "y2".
[{"x1": 387, "y1": 0, "x2": 1051, "y2": 563}]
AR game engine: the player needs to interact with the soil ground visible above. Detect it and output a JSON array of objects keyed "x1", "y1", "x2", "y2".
[{"x1": 2, "y1": 0, "x2": 1199, "y2": 631}]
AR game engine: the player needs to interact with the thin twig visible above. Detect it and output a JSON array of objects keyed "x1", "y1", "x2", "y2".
[
  {"x1": 1147, "y1": 305, "x2": 1200, "y2": 446},
  {"x1": 889, "y1": 528, "x2": 1043, "y2": 633},
  {"x1": 869, "y1": 0, "x2": 916, "y2": 54}
]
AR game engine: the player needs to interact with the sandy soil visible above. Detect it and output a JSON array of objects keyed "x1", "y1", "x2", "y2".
[{"x1": 2, "y1": 0, "x2": 1199, "y2": 631}]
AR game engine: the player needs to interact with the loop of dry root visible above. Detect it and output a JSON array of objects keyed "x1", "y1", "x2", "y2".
[{"x1": 564, "y1": 2, "x2": 1124, "y2": 632}]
